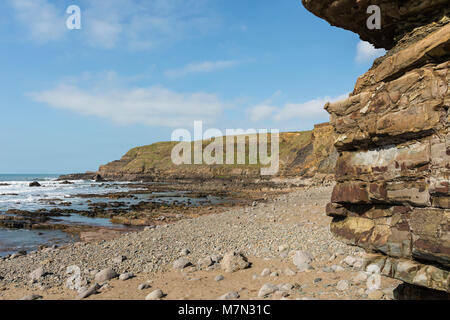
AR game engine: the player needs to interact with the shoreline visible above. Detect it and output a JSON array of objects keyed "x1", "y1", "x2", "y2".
[
  {"x1": 0, "y1": 184, "x2": 404, "y2": 300},
  {"x1": 0, "y1": 177, "x2": 323, "y2": 256}
]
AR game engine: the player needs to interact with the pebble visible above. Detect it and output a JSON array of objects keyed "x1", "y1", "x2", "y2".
[
  {"x1": 215, "y1": 275, "x2": 224, "y2": 282},
  {"x1": 218, "y1": 291, "x2": 240, "y2": 300},
  {"x1": 336, "y1": 280, "x2": 349, "y2": 291},
  {"x1": 119, "y1": 272, "x2": 134, "y2": 281},
  {"x1": 367, "y1": 289, "x2": 384, "y2": 300},
  {"x1": 180, "y1": 248, "x2": 190, "y2": 256},
  {"x1": 173, "y1": 257, "x2": 192, "y2": 270},
  {"x1": 197, "y1": 256, "x2": 213, "y2": 269},
  {"x1": 352, "y1": 272, "x2": 369, "y2": 285},
  {"x1": 261, "y1": 268, "x2": 271, "y2": 277},
  {"x1": 258, "y1": 283, "x2": 278, "y2": 297},
  {"x1": 138, "y1": 283, "x2": 151, "y2": 290},
  {"x1": 77, "y1": 284, "x2": 100, "y2": 299},
  {"x1": 342, "y1": 256, "x2": 357, "y2": 267},
  {"x1": 29, "y1": 267, "x2": 45, "y2": 282},
  {"x1": 366, "y1": 274, "x2": 381, "y2": 291},
  {"x1": 112, "y1": 255, "x2": 127, "y2": 264},
  {"x1": 210, "y1": 254, "x2": 223, "y2": 264},
  {"x1": 331, "y1": 265, "x2": 345, "y2": 272},
  {"x1": 221, "y1": 251, "x2": 249, "y2": 273},
  {"x1": 292, "y1": 251, "x2": 313, "y2": 272},
  {"x1": 273, "y1": 290, "x2": 289, "y2": 299},
  {"x1": 145, "y1": 289, "x2": 164, "y2": 300},
  {"x1": 94, "y1": 268, "x2": 118, "y2": 282},
  {"x1": 270, "y1": 272, "x2": 279, "y2": 277},
  {"x1": 278, "y1": 283, "x2": 294, "y2": 291},
  {"x1": 283, "y1": 268, "x2": 296, "y2": 276},
  {"x1": 20, "y1": 294, "x2": 42, "y2": 300}
]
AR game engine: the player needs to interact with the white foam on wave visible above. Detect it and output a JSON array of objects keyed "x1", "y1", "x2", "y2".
[{"x1": 0, "y1": 179, "x2": 145, "y2": 211}]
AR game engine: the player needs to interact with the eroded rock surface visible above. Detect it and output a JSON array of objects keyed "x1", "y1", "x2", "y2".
[{"x1": 303, "y1": 0, "x2": 449, "y2": 293}]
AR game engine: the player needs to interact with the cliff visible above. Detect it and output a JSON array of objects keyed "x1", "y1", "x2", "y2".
[
  {"x1": 303, "y1": 0, "x2": 449, "y2": 293},
  {"x1": 92, "y1": 124, "x2": 337, "y2": 181}
]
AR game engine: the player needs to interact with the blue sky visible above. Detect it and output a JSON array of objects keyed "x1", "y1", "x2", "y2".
[{"x1": 0, "y1": 0, "x2": 385, "y2": 174}]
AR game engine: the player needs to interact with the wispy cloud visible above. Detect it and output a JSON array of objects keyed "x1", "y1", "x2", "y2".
[
  {"x1": 7, "y1": 0, "x2": 67, "y2": 43},
  {"x1": 355, "y1": 40, "x2": 386, "y2": 64},
  {"x1": 247, "y1": 93, "x2": 348, "y2": 130},
  {"x1": 29, "y1": 73, "x2": 228, "y2": 128},
  {"x1": 165, "y1": 60, "x2": 243, "y2": 78},
  {"x1": 7, "y1": 0, "x2": 220, "y2": 50}
]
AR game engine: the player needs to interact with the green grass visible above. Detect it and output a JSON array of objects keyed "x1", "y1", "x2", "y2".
[{"x1": 102, "y1": 130, "x2": 319, "y2": 176}]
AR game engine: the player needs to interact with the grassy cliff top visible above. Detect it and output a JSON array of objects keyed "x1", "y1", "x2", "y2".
[{"x1": 98, "y1": 125, "x2": 336, "y2": 179}]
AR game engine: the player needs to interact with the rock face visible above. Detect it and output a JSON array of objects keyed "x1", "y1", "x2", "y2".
[
  {"x1": 93, "y1": 128, "x2": 336, "y2": 181},
  {"x1": 302, "y1": 0, "x2": 449, "y2": 49},
  {"x1": 303, "y1": 1, "x2": 449, "y2": 293}
]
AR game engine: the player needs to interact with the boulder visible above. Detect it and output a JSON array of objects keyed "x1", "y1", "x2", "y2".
[
  {"x1": 94, "y1": 174, "x2": 106, "y2": 182},
  {"x1": 29, "y1": 181, "x2": 41, "y2": 187},
  {"x1": 197, "y1": 256, "x2": 213, "y2": 269},
  {"x1": 94, "y1": 268, "x2": 118, "y2": 282},
  {"x1": 145, "y1": 289, "x2": 164, "y2": 300},
  {"x1": 77, "y1": 284, "x2": 100, "y2": 300},
  {"x1": 220, "y1": 251, "x2": 250, "y2": 273},
  {"x1": 119, "y1": 272, "x2": 134, "y2": 281},
  {"x1": 173, "y1": 257, "x2": 192, "y2": 270},
  {"x1": 292, "y1": 250, "x2": 313, "y2": 272}
]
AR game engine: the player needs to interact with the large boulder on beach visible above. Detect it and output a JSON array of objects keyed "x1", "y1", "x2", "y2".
[
  {"x1": 220, "y1": 251, "x2": 250, "y2": 273},
  {"x1": 94, "y1": 268, "x2": 118, "y2": 282}
]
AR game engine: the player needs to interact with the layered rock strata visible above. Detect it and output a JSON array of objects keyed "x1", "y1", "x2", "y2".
[{"x1": 303, "y1": 0, "x2": 449, "y2": 293}]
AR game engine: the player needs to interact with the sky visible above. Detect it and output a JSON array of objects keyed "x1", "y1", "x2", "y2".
[{"x1": 0, "y1": 0, "x2": 385, "y2": 174}]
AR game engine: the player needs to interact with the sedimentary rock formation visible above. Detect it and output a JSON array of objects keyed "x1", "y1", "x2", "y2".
[
  {"x1": 303, "y1": 0, "x2": 449, "y2": 293},
  {"x1": 71, "y1": 126, "x2": 337, "y2": 181}
]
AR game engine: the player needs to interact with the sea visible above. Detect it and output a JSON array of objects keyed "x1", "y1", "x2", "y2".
[
  {"x1": 0, "y1": 174, "x2": 220, "y2": 257},
  {"x1": 0, "y1": 174, "x2": 135, "y2": 256},
  {"x1": 0, "y1": 174, "x2": 227, "y2": 257}
]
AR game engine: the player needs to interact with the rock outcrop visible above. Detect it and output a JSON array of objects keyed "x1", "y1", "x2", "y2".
[
  {"x1": 303, "y1": 0, "x2": 449, "y2": 293},
  {"x1": 74, "y1": 126, "x2": 337, "y2": 181}
]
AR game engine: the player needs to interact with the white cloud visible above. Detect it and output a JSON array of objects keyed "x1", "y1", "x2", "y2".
[
  {"x1": 8, "y1": 0, "x2": 67, "y2": 43},
  {"x1": 247, "y1": 93, "x2": 348, "y2": 130},
  {"x1": 29, "y1": 74, "x2": 228, "y2": 128},
  {"x1": 88, "y1": 19, "x2": 123, "y2": 49},
  {"x1": 273, "y1": 95, "x2": 348, "y2": 122},
  {"x1": 7, "y1": 0, "x2": 220, "y2": 50},
  {"x1": 165, "y1": 60, "x2": 242, "y2": 78},
  {"x1": 355, "y1": 40, "x2": 386, "y2": 64},
  {"x1": 248, "y1": 104, "x2": 276, "y2": 123}
]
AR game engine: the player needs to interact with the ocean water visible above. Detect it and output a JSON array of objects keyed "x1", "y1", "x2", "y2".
[
  {"x1": 0, "y1": 174, "x2": 142, "y2": 256},
  {"x1": 0, "y1": 174, "x2": 226, "y2": 256}
]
